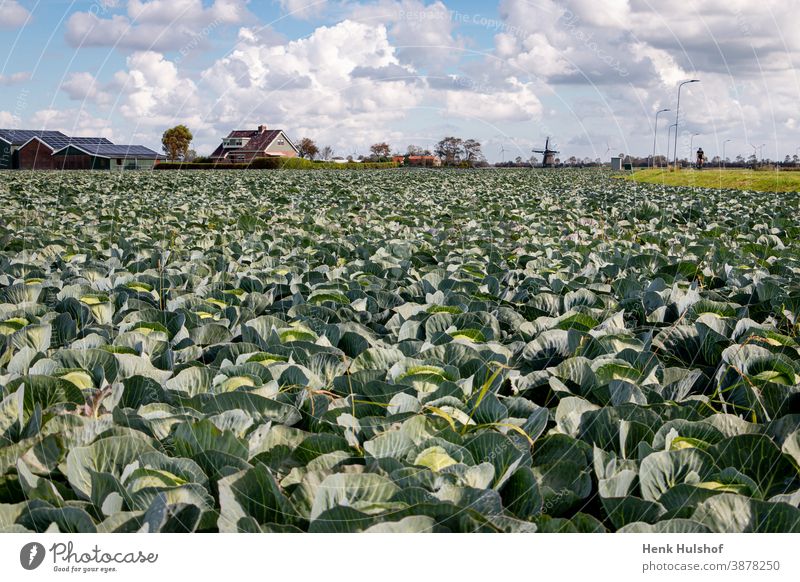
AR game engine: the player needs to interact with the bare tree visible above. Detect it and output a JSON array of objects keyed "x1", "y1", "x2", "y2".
[
  {"x1": 406, "y1": 144, "x2": 431, "y2": 156},
  {"x1": 320, "y1": 145, "x2": 334, "y2": 161},
  {"x1": 435, "y1": 137, "x2": 463, "y2": 165},
  {"x1": 463, "y1": 139, "x2": 484, "y2": 165},
  {"x1": 298, "y1": 138, "x2": 319, "y2": 160},
  {"x1": 369, "y1": 142, "x2": 391, "y2": 159}
]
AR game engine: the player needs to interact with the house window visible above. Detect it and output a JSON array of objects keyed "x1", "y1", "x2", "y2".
[
  {"x1": 277, "y1": 139, "x2": 285, "y2": 146},
  {"x1": 117, "y1": 159, "x2": 122, "y2": 165}
]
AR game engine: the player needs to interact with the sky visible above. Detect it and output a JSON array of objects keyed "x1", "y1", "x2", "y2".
[{"x1": 0, "y1": 0, "x2": 798, "y2": 163}]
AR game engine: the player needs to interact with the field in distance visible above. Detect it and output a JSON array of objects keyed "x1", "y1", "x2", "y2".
[{"x1": 626, "y1": 167, "x2": 800, "y2": 193}]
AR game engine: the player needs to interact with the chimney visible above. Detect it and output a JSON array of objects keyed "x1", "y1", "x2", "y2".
[{"x1": 258, "y1": 124, "x2": 267, "y2": 133}]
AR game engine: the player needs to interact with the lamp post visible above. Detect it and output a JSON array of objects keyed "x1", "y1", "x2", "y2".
[
  {"x1": 667, "y1": 123, "x2": 677, "y2": 167},
  {"x1": 673, "y1": 79, "x2": 700, "y2": 167},
  {"x1": 651, "y1": 108, "x2": 670, "y2": 168},
  {"x1": 689, "y1": 132, "x2": 700, "y2": 166},
  {"x1": 750, "y1": 143, "x2": 757, "y2": 168},
  {"x1": 723, "y1": 139, "x2": 732, "y2": 168}
]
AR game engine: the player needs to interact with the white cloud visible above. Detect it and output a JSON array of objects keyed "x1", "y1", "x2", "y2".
[
  {"x1": 199, "y1": 19, "x2": 423, "y2": 150},
  {"x1": 62, "y1": 72, "x2": 114, "y2": 106},
  {"x1": 0, "y1": 110, "x2": 18, "y2": 126},
  {"x1": 30, "y1": 108, "x2": 116, "y2": 141},
  {"x1": 348, "y1": 1, "x2": 465, "y2": 71},
  {"x1": 0, "y1": 0, "x2": 30, "y2": 29},
  {"x1": 0, "y1": 71, "x2": 30, "y2": 85},
  {"x1": 444, "y1": 77, "x2": 542, "y2": 123},
  {"x1": 278, "y1": 0, "x2": 329, "y2": 20},
  {"x1": 113, "y1": 51, "x2": 206, "y2": 129},
  {"x1": 65, "y1": 0, "x2": 250, "y2": 51}
]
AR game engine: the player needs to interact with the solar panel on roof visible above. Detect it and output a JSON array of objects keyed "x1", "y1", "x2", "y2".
[
  {"x1": 71, "y1": 137, "x2": 114, "y2": 145},
  {"x1": 55, "y1": 143, "x2": 162, "y2": 158},
  {"x1": 0, "y1": 130, "x2": 113, "y2": 148},
  {"x1": 0, "y1": 129, "x2": 68, "y2": 145}
]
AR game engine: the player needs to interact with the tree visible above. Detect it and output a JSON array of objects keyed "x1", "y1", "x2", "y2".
[
  {"x1": 462, "y1": 139, "x2": 484, "y2": 165},
  {"x1": 161, "y1": 125, "x2": 193, "y2": 161},
  {"x1": 435, "y1": 137, "x2": 463, "y2": 165},
  {"x1": 406, "y1": 144, "x2": 431, "y2": 156},
  {"x1": 298, "y1": 138, "x2": 319, "y2": 160},
  {"x1": 320, "y1": 145, "x2": 334, "y2": 161},
  {"x1": 185, "y1": 149, "x2": 197, "y2": 162},
  {"x1": 370, "y1": 142, "x2": 391, "y2": 159}
]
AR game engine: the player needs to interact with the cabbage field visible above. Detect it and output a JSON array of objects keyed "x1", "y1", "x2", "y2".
[{"x1": 1, "y1": 169, "x2": 799, "y2": 533}]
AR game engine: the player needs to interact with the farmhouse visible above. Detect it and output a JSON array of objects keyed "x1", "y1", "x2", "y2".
[
  {"x1": 209, "y1": 125, "x2": 299, "y2": 163},
  {"x1": 393, "y1": 155, "x2": 442, "y2": 167}
]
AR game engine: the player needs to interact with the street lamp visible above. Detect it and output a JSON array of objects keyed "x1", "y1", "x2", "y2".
[
  {"x1": 689, "y1": 132, "x2": 700, "y2": 166},
  {"x1": 651, "y1": 108, "x2": 670, "y2": 168},
  {"x1": 722, "y1": 139, "x2": 732, "y2": 169},
  {"x1": 673, "y1": 79, "x2": 700, "y2": 167},
  {"x1": 666, "y1": 123, "x2": 677, "y2": 167},
  {"x1": 750, "y1": 144, "x2": 757, "y2": 168}
]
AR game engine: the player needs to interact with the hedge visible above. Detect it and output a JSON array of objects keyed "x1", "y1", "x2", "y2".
[{"x1": 155, "y1": 158, "x2": 399, "y2": 170}]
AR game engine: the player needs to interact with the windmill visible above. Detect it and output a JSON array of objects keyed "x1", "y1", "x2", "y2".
[{"x1": 533, "y1": 137, "x2": 559, "y2": 168}]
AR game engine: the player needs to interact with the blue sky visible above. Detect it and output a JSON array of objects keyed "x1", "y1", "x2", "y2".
[{"x1": 1, "y1": 1, "x2": 797, "y2": 163}]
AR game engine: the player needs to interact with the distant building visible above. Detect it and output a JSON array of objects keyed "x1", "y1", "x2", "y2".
[
  {"x1": 393, "y1": 155, "x2": 442, "y2": 167},
  {"x1": 610, "y1": 157, "x2": 622, "y2": 171},
  {"x1": 0, "y1": 130, "x2": 110, "y2": 169},
  {"x1": 52, "y1": 144, "x2": 164, "y2": 170},
  {"x1": 0, "y1": 128, "x2": 162, "y2": 170},
  {"x1": 209, "y1": 125, "x2": 299, "y2": 163}
]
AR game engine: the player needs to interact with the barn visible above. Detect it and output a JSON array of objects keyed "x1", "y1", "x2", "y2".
[
  {"x1": 0, "y1": 130, "x2": 83, "y2": 169},
  {"x1": 15, "y1": 134, "x2": 113, "y2": 170},
  {"x1": 209, "y1": 125, "x2": 299, "y2": 163},
  {"x1": 51, "y1": 144, "x2": 164, "y2": 170},
  {"x1": 0, "y1": 129, "x2": 163, "y2": 170}
]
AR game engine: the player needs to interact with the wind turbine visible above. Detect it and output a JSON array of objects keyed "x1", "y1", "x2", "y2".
[{"x1": 500, "y1": 144, "x2": 506, "y2": 164}]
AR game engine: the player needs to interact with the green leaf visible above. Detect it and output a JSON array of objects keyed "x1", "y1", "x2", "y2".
[{"x1": 309, "y1": 473, "x2": 400, "y2": 520}]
